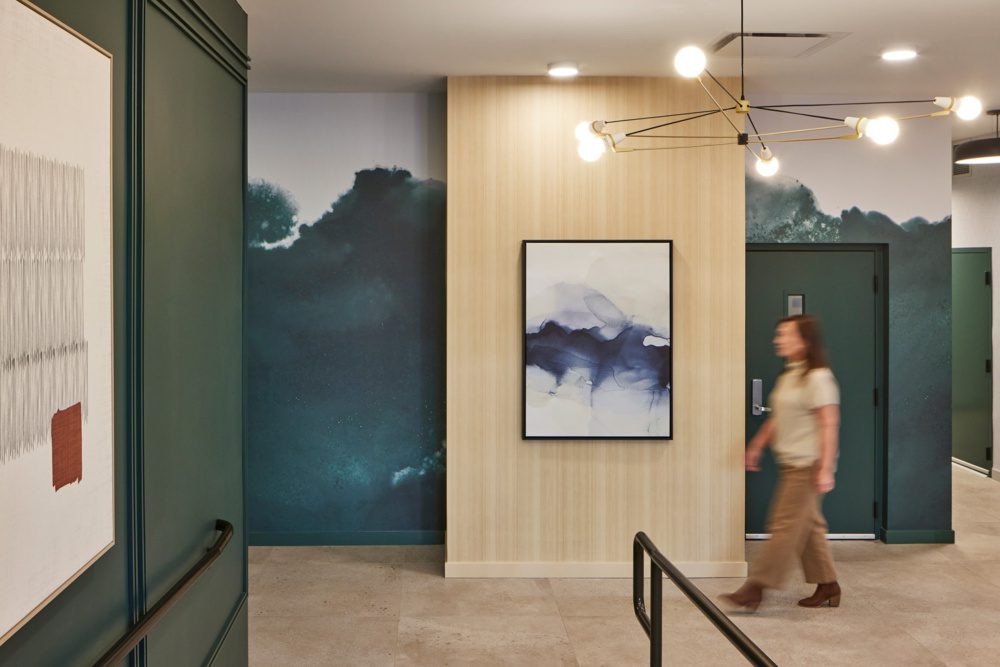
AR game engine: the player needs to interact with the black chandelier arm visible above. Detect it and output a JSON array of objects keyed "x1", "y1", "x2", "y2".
[
  {"x1": 704, "y1": 69, "x2": 742, "y2": 107},
  {"x1": 755, "y1": 99, "x2": 933, "y2": 109},
  {"x1": 603, "y1": 107, "x2": 734, "y2": 126},
  {"x1": 752, "y1": 106, "x2": 844, "y2": 122},
  {"x1": 625, "y1": 109, "x2": 723, "y2": 137},
  {"x1": 745, "y1": 112, "x2": 765, "y2": 150},
  {"x1": 740, "y1": 0, "x2": 745, "y2": 100},
  {"x1": 628, "y1": 134, "x2": 738, "y2": 139},
  {"x1": 697, "y1": 77, "x2": 745, "y2": 137}
]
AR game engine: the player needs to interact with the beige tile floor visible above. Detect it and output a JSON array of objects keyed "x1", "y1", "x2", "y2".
[{"x1": 249, "y1": 465, "x2": 1000, "y2": 666}]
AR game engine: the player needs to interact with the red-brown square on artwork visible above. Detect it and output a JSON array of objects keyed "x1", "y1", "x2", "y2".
[{"x1": 52, "y1": 403, "x2": 83, "y2": 490}]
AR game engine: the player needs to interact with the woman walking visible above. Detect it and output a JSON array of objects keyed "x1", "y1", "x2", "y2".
[{"x1": 721, "y1": 314, "x2": 841, "y2": 612}]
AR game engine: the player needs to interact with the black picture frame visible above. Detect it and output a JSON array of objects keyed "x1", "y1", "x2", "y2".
[{"x1": 522, "y1": 239, "x2": 674, "y2": 440}]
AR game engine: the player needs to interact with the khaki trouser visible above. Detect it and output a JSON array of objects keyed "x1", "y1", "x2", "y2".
[{"x1": 748, "y1": 465, "x2": 838, "y2": 589}]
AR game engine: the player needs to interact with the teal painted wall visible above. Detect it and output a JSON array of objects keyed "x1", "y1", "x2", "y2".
[
  {"x1": 0, "y1": 1, "x2": 248, "y2": 664},
  {"x1": 745, "y1": 108, "x2": 954, "y2": 542}
]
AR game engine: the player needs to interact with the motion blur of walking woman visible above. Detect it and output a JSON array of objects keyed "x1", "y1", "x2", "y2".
[{"x1": 721, "y1": 314, "x2": 841, "y2": 612}]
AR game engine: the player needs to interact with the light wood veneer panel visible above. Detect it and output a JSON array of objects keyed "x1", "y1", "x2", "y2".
[{"x1": 446, "y1": 77, "x2": 745, "y2": 573}]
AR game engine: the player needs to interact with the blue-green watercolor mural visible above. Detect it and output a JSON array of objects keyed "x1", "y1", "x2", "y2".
[
  {"x1": 747, "y1": 174, "x2": 952, "y2": 537},
  {"x1": 246, "y1": 167, "x2": 446, "y2": 544}
]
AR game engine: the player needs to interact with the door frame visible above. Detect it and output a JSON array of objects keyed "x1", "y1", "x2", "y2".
[
  {"x1": 746, "y1": 243, "x2": 890, "y2": 540},
  {"x1": 952, "y1": 247, "x2": 994, "y2": 475}
]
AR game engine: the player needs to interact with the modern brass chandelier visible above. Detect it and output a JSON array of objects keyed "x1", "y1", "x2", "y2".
[{"x1": 575, "y1": 0, "x2": 983, "y2": 177}]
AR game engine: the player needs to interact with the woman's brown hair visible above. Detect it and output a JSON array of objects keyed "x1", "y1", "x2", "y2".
[{"x1": 778, "y1": 314, "x2": 829, "y2": 376}]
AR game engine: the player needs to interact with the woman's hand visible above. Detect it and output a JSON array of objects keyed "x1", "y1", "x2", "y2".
[
  {"x1": 815, "y1": 466, "x2": 835, "y2": 494},
  {"x1": 745, "y1": 444, "x2": 764, "y2": 472}
]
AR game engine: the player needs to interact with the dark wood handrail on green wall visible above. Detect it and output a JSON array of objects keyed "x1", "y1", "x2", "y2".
[{"x1": 92, "y1": 519, "x2": 234, "y2": 667}]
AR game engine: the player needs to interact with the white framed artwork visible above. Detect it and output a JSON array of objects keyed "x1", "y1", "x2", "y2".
[{"x1": 0, "y1": 0, "x2": 114, "y2": 645}]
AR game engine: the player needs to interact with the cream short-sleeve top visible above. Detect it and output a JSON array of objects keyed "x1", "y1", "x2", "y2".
[{"x1": 769, "y1": 360, "x2": 839, "y2": 468}]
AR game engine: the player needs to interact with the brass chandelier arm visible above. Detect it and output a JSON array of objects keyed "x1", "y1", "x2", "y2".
[
  {"x1": 704, "y1": 69, "x2": 742, "y2": 107},
  {"x1": 603, "y1": 107, "x2": 733, "y2": 126},
  {"x1": 696, "y1": 76, "x2": 744, "y2": 137},
  {"x1": 749, "y1": 134, "x2": 860, "y2": 144},
  {"x1": 896, "y1": 110, "x2": 951, "y2": 121},
  {"x1": 748, "y1": 123, "x2": 849, "y2": 138},
  {"x1": 615, "y1": 141, "x2": 739, "y2": 153},
  {"x1": 756, "y1": 99, "x2": 933, "y2": 109}
]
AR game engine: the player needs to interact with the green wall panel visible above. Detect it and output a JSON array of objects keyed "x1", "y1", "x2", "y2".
[{"x1": 141, "y1": 2, "x2": 246, "y2": 663}]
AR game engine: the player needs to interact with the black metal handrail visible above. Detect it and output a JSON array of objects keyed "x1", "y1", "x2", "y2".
[
  {"x1": 93, "y1": 519, "x2": 234, "y2": 667},
  {"x1": 633, "y1": 532, "x2": 777, "y2": 667}
]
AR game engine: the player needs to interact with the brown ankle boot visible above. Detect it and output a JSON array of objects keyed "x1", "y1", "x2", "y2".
[
  {"x1": 798, "y1": 582, "x2": 841, "y2": 608},
  {"x1": 718, "y1": 582, "x2": 763, "y2": 612}
]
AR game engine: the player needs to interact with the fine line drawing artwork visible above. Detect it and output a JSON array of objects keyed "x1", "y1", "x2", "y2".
[
  {"x1": 523, "y1": 240, "x2": 673, "y2": 440},
  {"x1": 0, "y1": 146, "x2": 89, "y2": 475},
  {"x1": 1, "y1": 0, "x2": 114, "y2": 646}
]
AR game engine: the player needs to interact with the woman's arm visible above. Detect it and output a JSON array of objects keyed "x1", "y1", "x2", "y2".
[
  {"x1": 814, "y1": 404, "x2": 840, "y2": 493},
  {"x1": 745, "y1": 418, "x2": 775, "y2": 471}
]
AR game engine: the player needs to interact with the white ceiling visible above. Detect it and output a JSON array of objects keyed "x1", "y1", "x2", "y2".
[{"x1": 241, "y1": 0, "x2": 1000, "y2": 140}]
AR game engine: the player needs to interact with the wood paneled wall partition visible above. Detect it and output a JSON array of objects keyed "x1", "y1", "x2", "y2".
[{"x1": 446, "y1": 77, "x2": 746, "y2": 578}]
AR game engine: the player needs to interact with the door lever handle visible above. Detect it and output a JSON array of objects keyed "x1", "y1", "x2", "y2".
[{"x1": 751, "y1": 379, "x2": 771, "y2": 416}]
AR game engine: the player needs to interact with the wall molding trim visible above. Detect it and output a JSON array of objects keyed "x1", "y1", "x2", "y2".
[
  {"x1": 992, "y1": 468, "x2": 1000, "y2": 482},
  {"x1": 147, "y1": 0, "x2": 248, "y2": 84},
  {"x1": 444, "y1": 561, "x2": 748, "y2": 579}
]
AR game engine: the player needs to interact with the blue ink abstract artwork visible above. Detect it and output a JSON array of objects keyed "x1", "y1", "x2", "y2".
[{"x1": 523, "y1": 241, "x2": 672, "y2": 439}]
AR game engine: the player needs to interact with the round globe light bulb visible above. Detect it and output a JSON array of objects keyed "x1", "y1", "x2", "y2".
[
  {"x1": 575, "y1": 121, "x2": 596, "y2": 142},
  {"x1": 865, "y1": 116, "x2": 900, "y2": 145},
  {"x1": 578, "y1": 136, "x2": 607, "y2": 162},
  {"x1": 755, "y1": 149, "x2": 780, "y2": 177},
  {"x1": 956, "y1": 96, "x2": 983, "y2": 121},
  {"x1": 674, "y1": 46, "x2": 707, "y2": 78}
]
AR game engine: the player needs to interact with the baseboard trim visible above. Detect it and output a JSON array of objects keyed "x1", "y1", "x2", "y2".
[
  {"x1": 249, "y1": 530, "x2": 444, "y2": 546},
  {"x1": 880, "y1": 529, "x2": 955, "y2": 544},
  {"x1": 444, "y1": 560, "x2": 748, "y2": 579},
  {"x1": 993, "y1": 468, "x2": 1000, "y2": 482}
]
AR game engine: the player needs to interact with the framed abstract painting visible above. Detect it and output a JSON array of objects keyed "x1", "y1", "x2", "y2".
[
  {"x1": 522, "y1": 240, "x2": 673, "y2": 439},
  {"x1": 0, "y1": 0, "x2": 114, "y2": 645}
]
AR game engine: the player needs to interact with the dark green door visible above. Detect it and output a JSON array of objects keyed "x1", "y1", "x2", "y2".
[
  {"x1": 952, "y1": 249, "x2": 992, "y2": 472},
  {"x1": 747, "y1": 247, "x2": 883, "y2": 536}
]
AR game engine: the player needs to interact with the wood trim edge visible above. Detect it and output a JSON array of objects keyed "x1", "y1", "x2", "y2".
[{"x1": 444, "y1": 561, "x2": 748, "y2": 579}]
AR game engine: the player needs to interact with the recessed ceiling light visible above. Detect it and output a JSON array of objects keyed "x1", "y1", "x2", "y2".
[
  {"x1": 882, "y1": 49, "x2": 917, "y2": 62},
  {"x1": 548, "y1": 62, "x2": 579, "y2": 78}
]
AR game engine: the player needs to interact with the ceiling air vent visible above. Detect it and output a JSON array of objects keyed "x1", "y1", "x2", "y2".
[
  {"x1": 954, "y1": 162, "x2": 971, "y2": 176},
  {"x1": 711, "y1": 32, "x2": 848, "y2": 58}
]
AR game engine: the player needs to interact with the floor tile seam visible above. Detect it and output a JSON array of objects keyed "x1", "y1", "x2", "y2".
[
  {"x1": 550, "y1": 578, "x2": 584, "y2": 667},
  {"x1": 895, "y1": 624, "x2": 957, "y2": 667},
  {"x1": 949, "y1": 560, "x2": 1000, "y2": 593}
]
